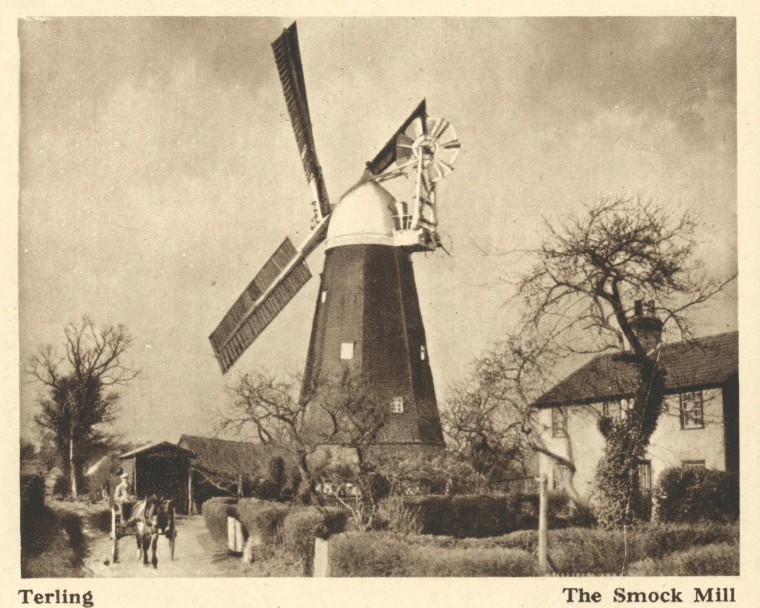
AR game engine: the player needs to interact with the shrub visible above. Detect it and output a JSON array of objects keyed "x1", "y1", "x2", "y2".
[
  {"x1": 329, "y1": 532, "x2": 413, "y2": 576},
  {"x1": 201, "y1": 496, "x2": 238, "y2": 543},
  {"x1": 53, "y1": 475, "x2": 70, "y2": 497},
  {"x1": 329, "y1": 531, "x2": 536, "y2": 576},
  {"x1": 87, "y1": 509, "x2": 113, "y2": 533},
  {"x1": 638, "y1": 522, "x2": 739, "y2": 559},
  {"x1": 401, "y1": 492, "x2": 591, "y2": 538},
  {"x1": 627, "y1": 543, "x2": 739, "y2": 576},
  {"x1": 379, "y1": 497, "x2": 423, "y2": 536},
  {"x1": 654, "y1": 467, "x2": 738, "y2": 523},
  {"x1": 21, "y1": 475, "x2": 45, "y2": 517},
  {"x1": 282, "y1": 507, "x2": 348, "y2": 573},
  {"x1": 546, "y1": 528, "x2": 635, "y2": 574},
  {"x1": 407, "y1": 545, "x2": 537, "y2": 577},
  {"x1": 235, "y1": 499, "x2": 289, "y2": 544}
]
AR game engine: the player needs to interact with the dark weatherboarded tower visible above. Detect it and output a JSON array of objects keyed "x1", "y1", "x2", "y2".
[
  {"x1": 301, "y1": 182, "x2": 444, "y2": 449},
  {"x1": 209, "y1": 22, "x2": 460, "y2": 458}
]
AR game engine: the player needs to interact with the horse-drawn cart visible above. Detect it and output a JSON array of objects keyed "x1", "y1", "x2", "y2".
[{"x1": 110, "y1": 498, "x2": 177, "y2": 567}]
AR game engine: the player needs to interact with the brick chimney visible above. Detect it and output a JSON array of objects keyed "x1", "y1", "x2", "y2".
[{"x1": 629, "y1": 300, "x2": 663, "y2": 353}]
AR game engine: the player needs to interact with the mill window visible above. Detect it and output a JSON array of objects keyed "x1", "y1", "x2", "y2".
[
  {"x1": 679, "y1": 391, "x2": 704, "y2": 430},
  {"x1": 321, "y1": 290, "x2": 327, "y2": 303},
  {"x1": 340, "y1": 342, "x2": 355, "y2": 360},
  {"x1": 420, "y1": 345, "x2": 427, "y2": 360}
]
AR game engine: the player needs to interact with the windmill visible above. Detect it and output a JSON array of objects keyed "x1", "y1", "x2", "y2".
[{"x1": 209, "y1": 22, "x2": 460, "y2": 453}]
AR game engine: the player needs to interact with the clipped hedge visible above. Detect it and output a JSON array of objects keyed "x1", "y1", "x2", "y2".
[
  {"x1": 236, "y1": 499, "x2": 290, "y2": 546},
  {"x1": 329, "y1": 532, "x2": 536, "y2": 576},
  {"x1": 401, "y1": 492, "x2": 591, "y2": 538},
  {"x1": 654, "y1": 467, "x2": 738, "y2": 523},
  {"x1": 627, "y1": 543, "x2": 739, "y2": 576},
  {"x1": 202, "y1": 496, "x2": 238, "y2": 543},
  {"x1": 201, "y1": 496, "x2": 348, "y2": 568}
]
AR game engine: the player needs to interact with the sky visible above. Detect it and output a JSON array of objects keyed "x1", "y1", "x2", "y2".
[{"x1": 17, "y1": 16, "x2": 738, "y2": 446}]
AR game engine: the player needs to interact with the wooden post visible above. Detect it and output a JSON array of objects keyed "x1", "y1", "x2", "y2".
[
  {"x1": 537, "y1": 474, "x2": 549, "y2": 575},
  {"x1": 188, "y1": 467, "x2": 194, "y2": 515},
  {"x1": 313, "y1": 538, "x2": 330, "y2": 577}
]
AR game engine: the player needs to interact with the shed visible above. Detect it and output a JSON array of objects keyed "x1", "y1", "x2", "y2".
[{"x1": 119, "y1": 442, "x2": 195, "y2": 514}]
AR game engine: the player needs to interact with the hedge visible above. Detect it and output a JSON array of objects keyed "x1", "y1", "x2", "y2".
[
  {"x1": 202, "y1": 496, "x2": 239, "y2": 543},
  {"x1": 627, "y1": 543, "x2": 739, "y2": 576},
  {"x1": 400, "y1": 492, "x2": 592, "y2": 538},
  {"x1": 654, "y1": 467, "x2": 738, "y2": 523},
  {"x1": 383, "y1": 522, "x2": 738, "y2": 575},
  {"x1": 201, "y1": 497, "x2": 348, "y2": 567},
  {"x1": 329, "y1": 532, "x2": 536, "y2": 576}
]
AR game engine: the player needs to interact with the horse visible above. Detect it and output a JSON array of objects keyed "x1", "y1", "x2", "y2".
[{"x1": 128, "y1": 495, "x2": 173, "y2": 568}]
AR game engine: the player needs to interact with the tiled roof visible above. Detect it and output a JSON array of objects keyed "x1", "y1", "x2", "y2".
[{"x1": 533, "y1": 331, "x2": 738, "y2": 408}]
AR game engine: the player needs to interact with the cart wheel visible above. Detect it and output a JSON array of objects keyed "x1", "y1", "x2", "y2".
[{"x1": 169, "y1": 508, "x2": 176, "y2": 560}]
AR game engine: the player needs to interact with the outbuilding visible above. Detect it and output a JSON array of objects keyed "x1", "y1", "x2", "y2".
[{"x1": 119, "y1": 442, "x2": 195, "y2": 514}]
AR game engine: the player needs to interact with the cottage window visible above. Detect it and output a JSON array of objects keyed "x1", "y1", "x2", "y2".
[
  {"x1": 679, "y1": 390, "x2": 704, "y2": 429},
  {"x1": 551, "y1": 406, "x2": 568, "y2": 438},
  {"x1": 553, "y1": 464, "x2": 571, "y2": 491},
  {"x1": 340, "y1": 342, "x2": 355, "y2": 360},
  {"x1": 391, "y1": 396, "x2": 404, "y2": 414},
  {"x1": 637, "y1": 460, "x2": 652, "y2": 491},
  {"x1": 682, "y1": 460, "x2": 705, "y2": 469}
]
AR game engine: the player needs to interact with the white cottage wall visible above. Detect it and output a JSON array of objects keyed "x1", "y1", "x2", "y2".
[{"x1": 537, "y1": 387, "x2": 726, "y2": 500}]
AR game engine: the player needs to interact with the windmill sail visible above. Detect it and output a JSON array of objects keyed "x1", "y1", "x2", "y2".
[
  {"x1": 272, "y1": 23, "x2": 331, "y2": 219},
  {"x1": 365, "y1": 99, "x2": 427, "y2": 175},
  {"x1": 210, "y1": 238, "x2": 312, "y2": 373}
]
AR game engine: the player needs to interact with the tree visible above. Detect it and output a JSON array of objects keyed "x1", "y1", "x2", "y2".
[
  {"x1": 512, "y1": 195, "x2": 734, "y2": 527},
  {"x1": 442, "y1": 332, "x2": 590, "y2": 504},
  {"x1": 219, "y1": 370, "x2": 390, "y2": 522},
  {"x1": 28, "y1": 316, "x2": 138, "y2": 497}
]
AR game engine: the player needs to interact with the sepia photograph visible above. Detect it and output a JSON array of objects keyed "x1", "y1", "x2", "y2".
[{"x1": 11, "y1": 8, "x2": 749, "y2": 599}]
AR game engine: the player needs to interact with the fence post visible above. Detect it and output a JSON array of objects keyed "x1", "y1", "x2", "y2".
[
  {"x1": 537, "y1": 474, "x2": 549, "y2": 575},
  {"x1": 313, "y1": 537, "x2": 330, "y2": 577}
]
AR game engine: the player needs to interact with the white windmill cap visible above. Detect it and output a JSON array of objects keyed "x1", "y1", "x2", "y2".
[{"x1": 325, "y1": 181, "x2": 397, "y2": 250}]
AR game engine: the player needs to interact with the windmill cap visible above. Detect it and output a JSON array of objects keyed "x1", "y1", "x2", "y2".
[{"x1": 325, "y1": 181, "x2": 397, "y2": 250}]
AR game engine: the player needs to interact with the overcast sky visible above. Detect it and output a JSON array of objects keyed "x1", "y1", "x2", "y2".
[{"x1": 18, "y1": 17, "x2": 737, "y2": 445}]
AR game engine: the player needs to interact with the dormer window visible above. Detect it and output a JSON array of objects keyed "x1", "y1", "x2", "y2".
[{"x1": 391, "y1": 396, "x2": 404, "y2": 414}]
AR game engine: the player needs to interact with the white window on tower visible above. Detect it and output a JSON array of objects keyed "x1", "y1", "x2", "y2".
[
  {"x1": 321, "y1": 290, "x2": 327, "y2": 303},
  {"x1": 420, "y1": 345, "x2": 427, "y2": 360},
  {"x1": 391, "y1": 396, "x2": 404, "y2": 414},
  {"x1": 340, "y1": 342, "x2": 355, "y2": 360}
]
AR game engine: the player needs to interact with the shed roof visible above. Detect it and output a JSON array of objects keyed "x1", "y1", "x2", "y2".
[
  {"x1": 533, "y1": 331, "x2": 738, "y2": 408},
  {"x1": 119, "y1": 441, "x2": 195, "y2": 459},
  {"x1": 178, "y1": 435, "x2": 285, "y2": 478}
]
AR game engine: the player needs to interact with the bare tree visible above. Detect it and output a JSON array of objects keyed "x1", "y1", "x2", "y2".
[
  {"x1": 511, "y1": 195, "x2": 735, "y2": 526},
  {"x1": 219, "y1": 370, "x2": 389, "y2": 516},
  {"x1": 28, "y1": 316, "x2": 139, "y2": 496}
]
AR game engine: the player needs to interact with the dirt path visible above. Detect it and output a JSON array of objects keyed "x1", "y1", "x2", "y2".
[{"x1": 84, "y1": 515, "x2": 246, "y2": 577}]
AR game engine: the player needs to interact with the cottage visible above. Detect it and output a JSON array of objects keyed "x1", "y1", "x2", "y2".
[
  {"x1": 119, "y1": 442, "x2": 195, "y2": 514},
  {"x1": 533, "y1": 322, "x2": 738, "y2": 498}
]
